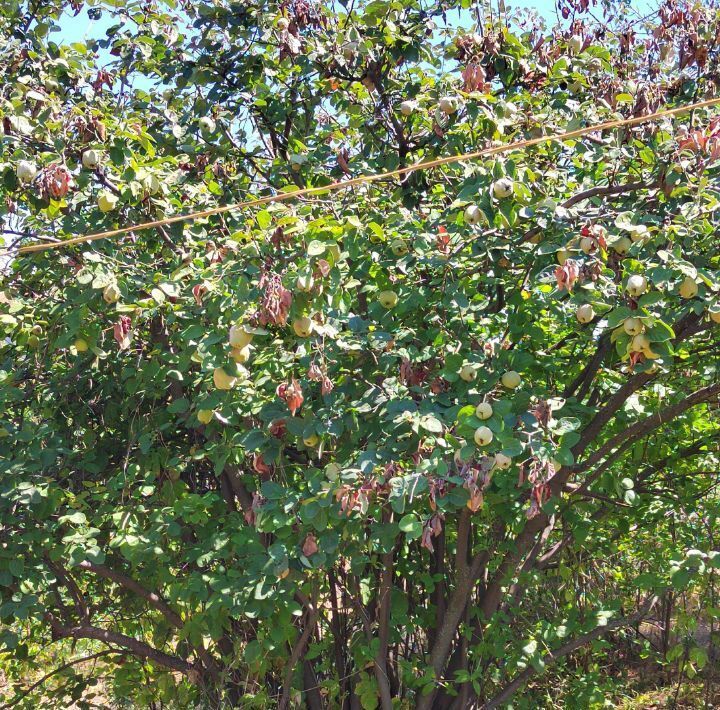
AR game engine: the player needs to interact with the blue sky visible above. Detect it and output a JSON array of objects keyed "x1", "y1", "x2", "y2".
[{"x1": 54, "y1": 0, "x2": 561, "y2": 47}]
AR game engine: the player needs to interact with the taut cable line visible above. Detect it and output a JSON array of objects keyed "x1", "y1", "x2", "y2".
[{"x1": 7, "y1": 95, "x2": 720, "y2": 256}]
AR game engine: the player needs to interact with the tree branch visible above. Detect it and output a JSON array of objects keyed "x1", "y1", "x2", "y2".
[
  {"x1": 578, "y1": 382, "x2": 720, "y2": 474},
  {"x1": 44, "y1": 613, "x2": 198, "y2": 678},
  {"x1": 278, "y1": 599, "x2": 319, "y2": 710},
  {"x1": 77, "y1": 560, "x2": 222, "y2": 681},
  {"x1": 0, "y1": 650, "x2": 122, "y2": 710},
  {"x1": 483, "y1": 596, "x2": 660, "y2": 709}
]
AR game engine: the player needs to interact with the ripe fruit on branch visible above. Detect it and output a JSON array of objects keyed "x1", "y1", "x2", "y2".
[
  {"x1": 576, "y1": 304, "x2": 595, "y2": 323},
  {"x1": 378, "y1": 290, "x2": 398, "y2": 309},
  {"x1": 390, "y1": 239, "x2": 408, "y2": 256},
  {"x1": 630, "y1": 333, "x2": 660, "y2": 359},
  {"x1": 231, "y1": 345, "x2": 251, "y2": 363},
  {"x1": 579, "y1": 236, "x2": 596, "y2": 254},
  {"x1": 199, "y1": 116, "x2": 216, "y2": 134},
  {"x1": 494, "y1": 452, "x2": 512, "y2": 470},
  {"x1": 303, "y1": 433, "x2": 320, "y2": 447},
  {"x1": 103, "y1": 283, "x2": 121, "y2": 304},
  {"x1": 399, "y1": 100, "x2": 417, "y2": 116},
  {"x1": 492, "y1": 178, "x2": 514, "y2": 199},
  {"x1": 98, "y1": 190, "x2": 118, "y2": 213},
  {"x1": 213, "y1": 367, "x2": 238, "y2": 390},
  {"x1": 82, "y1": 150, "x2": 100, "y2": 169},
  {"x1": 475, "y1": 402, "x2": 493, "y2": 419},
  {"x1": 626, "y1": 275, "x2": 647, "y2": 297},
  {"x1": 460, "y1": 364, "x2": 477, "y2": 382},
  {"x1": 623, "y1": 317, "x2": 644, "y2": 336},
  {"x1": 438, "y1": 96, "x2": 459, "y2": 114},
  {"x1": 568, "y1": 34, "x2": 584, "y2": 54},
  {"x1": 613, "y1": 236, "x2": 632, "y2": 255},
  {"x1": 501, "y1": 370, "x2": 521, "y2": 389},
  {"x1": 464, "y1": 204, "x2": 482, "y2": 225},
  {"x1": 16, "y1": 160, "x2": 38, "y2": 183},
  {"x1": 474, "y1": 426, "x2": 493, "y2": 446},
  {"x1": 293, "y1": 316, "x2": 314, "y2": 337},
  {"x1": 679, "y1": 276, "x2": 698, "y2": 299},
  {"x1": 197, "y1": 409, "x2": 214, "y2": 424},
  {"x1": 709, "y1": 306, "x2": 720, "y2": 324},
  {"x1": 229, "y1": 325, "x2": 253, "y2": 348}
]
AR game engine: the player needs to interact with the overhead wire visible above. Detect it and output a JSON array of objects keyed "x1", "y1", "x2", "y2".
[{"x1": 6, "y1": 94, "x2": 720, "y2": 256}]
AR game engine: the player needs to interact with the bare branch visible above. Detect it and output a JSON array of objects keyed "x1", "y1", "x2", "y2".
[
  {"x1": 483, "y1": 596, "x2": 660, "y2": 709},
  {"x1": 44, "y1": 613, "x2": 198, "y2": 678}
]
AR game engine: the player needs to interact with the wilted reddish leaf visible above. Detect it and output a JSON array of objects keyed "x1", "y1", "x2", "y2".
[
  {"x1": 466, "y1": 485, "x2": 483, "y2": 512},
  {"x1": 321, "y1": 376, "x2": 334, "y2": 395},
  {"x1": 252, "y1": 453, "x2": 272, "y2": 476},
  {"x1": 555, "y1": 259, "x2": 579, "y2": 292},
  {"x1": 191, "y1": 284, "x2": 206, "y2": 305},
  {"x1": 421, "y1": 525, "x2": 435, "y2": 552},
  {"x1": 113, "y1": 316, "x2": 132, "y2": 350},
  {"x1": 258, "y1": 271, "x2": 292, "y2": 326},
  {"x1": 302, "y1": 534, "x2": 319, "y2": 557}
]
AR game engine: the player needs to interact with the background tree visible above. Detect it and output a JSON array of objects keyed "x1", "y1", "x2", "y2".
[{"x1": 1, "y1": 0, "x2": 719, "y2": 707}]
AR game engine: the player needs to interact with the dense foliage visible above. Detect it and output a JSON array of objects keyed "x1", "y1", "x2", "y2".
[{"x1": 1, "y1": 0, "x2": 719, "y2": 707}]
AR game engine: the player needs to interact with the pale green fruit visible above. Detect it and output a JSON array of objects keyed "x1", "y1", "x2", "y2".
[
  {"x1": 213, "y1": 367, "x2": 237, "y2": 390},
  {"x1": 579, "y1": 236, "x2": 595, "y2": 254},
  {"x1": 230, "y1": 345, "x2": 251, "y2": 363},
  {"x1": 623, "y1": 317, "x2": 643, "y2": 336},
  {"x1": 613, "y1": 236, "x2": 632, "y2": 255},
  {"x1": 679, "y1": 276, "x2": 698, "y2": 299},
  {"x1": 199, "y1": 116, "x2": 216, "y2": 133},
  {"x1": 229, "y1": 325, "x2": 253, "y2": 348},
  {"x1": 501, "y1": 370, "x2": 521, "y2": 389},
  {"x1": 303, "y1": 433, "x2": 320, "y2": 447},
  {"x1": 459, "y1": 364, "x2": 477, "y2": 382},
  {"x1": 399, "y1": 100, "x2": 416, "y2": 116},
  {"x1": 197, "y1": 409, "x2": 214, "y2": 424},
  {"x1": 626, "y1": 275, "x2": 647, "y2": 297},
  {"x1": 378, "y1": 290, "x2": 398, "y2": 309},
  {"x1": 16, "y1": 160, "x2": 38, "y2": 183},
  {"x1": 474, "y1": 426, "x2": 493, "y2": 446},
  {"x1": 82, "y1": 149, "x2": 101, "y2": 169},
  {"x1": 494, "y1": 453, "x2": 512, "y2": 470},
  {"x1": 475, "y1": 402, "x2": 493, "y2": 420},
  {"x1": 103, "y1": 283, "x2": 121, "y2": 304},
  {"x1": 492, "y1": 178, "x2": 514, "y2": 199},
  {"x1": 98, "y1": 190, "x2": 118, "y2": 213},
  {"x1": 576, "y1": 304, "x2": 595, "y2": 324},
  {"x1": 464, "y1": 204, "x2": 482, "y2": 225},
  {"x1": 568, "y1": 34, "x2": 583, "y2": 54},
  {"x1": 293, "y1": 316, "x2": 313, "y2": 337},
  {"x1": 390, "y1": 239, "x2": 408, "y2": 257},
  {"x1": 438, "y1": 96, "x2": 459, "y2": 114}
]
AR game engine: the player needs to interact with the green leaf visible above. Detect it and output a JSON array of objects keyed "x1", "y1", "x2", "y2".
[{"x1": 398, "y1": 514, "x2": 423, "y2": 539}]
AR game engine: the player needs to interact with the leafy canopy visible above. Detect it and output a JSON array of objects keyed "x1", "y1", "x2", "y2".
[{"x1": 1, "y1": 0, "x2": 719, "y2": 707}]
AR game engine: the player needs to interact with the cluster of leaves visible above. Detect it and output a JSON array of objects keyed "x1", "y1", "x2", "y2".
[{"x1": 1, "y1": 0, "x2": 719, "y2": 707}]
